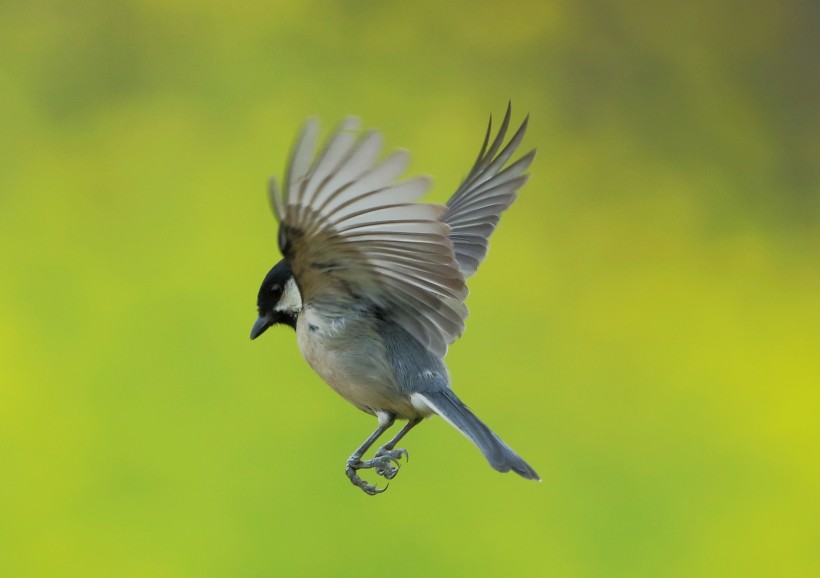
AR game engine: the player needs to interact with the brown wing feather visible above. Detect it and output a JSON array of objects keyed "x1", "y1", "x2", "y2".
[{"x1": 270, "y1": 118, "x2": 468, "y2": 356}]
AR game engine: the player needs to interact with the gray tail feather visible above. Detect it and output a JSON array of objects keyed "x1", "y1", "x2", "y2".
[{"x1": 418, "y1": 390, "x2": 540, "y2": 481}]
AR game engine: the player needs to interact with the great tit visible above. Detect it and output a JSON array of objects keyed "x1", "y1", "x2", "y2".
[{"x1": 251, "y1": 104, "x2": 539, "y2": 494}]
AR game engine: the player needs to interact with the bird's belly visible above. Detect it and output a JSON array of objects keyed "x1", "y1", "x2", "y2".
[{"x1": 296, "y1": 313, "x2": 416, "y2": 418}]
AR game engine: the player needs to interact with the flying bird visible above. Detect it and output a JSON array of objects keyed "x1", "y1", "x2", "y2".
[{"x1": 251, "y1": 104, "x2": 539, "y2": 494}]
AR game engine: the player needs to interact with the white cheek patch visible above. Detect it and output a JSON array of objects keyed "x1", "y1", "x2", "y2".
[{"x1": 275, "y1": 277, "x2": 303, "y2": 313}]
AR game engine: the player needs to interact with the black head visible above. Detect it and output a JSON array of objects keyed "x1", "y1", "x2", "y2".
[{"x1": 250, "y1": 259, "x2": 300, "y2": 339}]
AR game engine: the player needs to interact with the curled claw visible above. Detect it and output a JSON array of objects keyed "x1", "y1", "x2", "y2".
[
  {"x1": 375, "y1": 458, "x2": 400, "y2": 480},
  {"x1": 345, "y1": 460, "x2": 388, "y2": 495},
  {"x1": 359, "y1": 455, "x2": 398, "y2": 479},
  {"x1": 362, "y1": 481, "x2": 388, "y2": 495},
  {"x1": 369, "y1": 447, "x2": 410, "y2": 480}
]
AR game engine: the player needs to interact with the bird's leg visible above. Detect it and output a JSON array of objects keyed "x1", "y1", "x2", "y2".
[
  {"x1": 345, "y1": 413, "x2": 395, "y2": 495},
  {"x1": 369, "y1": 417, "x2": 422, "y2": 480}
]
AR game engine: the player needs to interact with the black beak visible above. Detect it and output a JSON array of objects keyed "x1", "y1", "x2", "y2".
[{"x1": 250, "y1": 314, "x2": 274, "y2": 340}]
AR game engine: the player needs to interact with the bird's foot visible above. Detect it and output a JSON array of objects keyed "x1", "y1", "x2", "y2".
[
  {"x1": 345, "y1": 448, "x2": 409, "y2": 494},
  {"x1": 345, "y1": 458, "x2": 387, "y2": 495},
  {"x1": 368, "y1": 447, "x2": 408, "y2": 480}
]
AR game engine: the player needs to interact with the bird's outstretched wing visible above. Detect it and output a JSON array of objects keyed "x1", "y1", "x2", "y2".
[
  {"x1": 443, "y1": 104, "x2": 535, "y2": 278},
  {"x1": 270, "y1": 118, "x2": 468, "y2": 357}
]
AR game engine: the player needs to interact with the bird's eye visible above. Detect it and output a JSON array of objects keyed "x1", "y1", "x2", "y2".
[{"x1": 270, "y1": 285, "x2": 280, "y2": 292}]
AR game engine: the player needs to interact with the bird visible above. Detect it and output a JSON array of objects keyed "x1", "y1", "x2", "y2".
[{"x1": 250, "y1": 104, "x2": 539, "y2": 494}]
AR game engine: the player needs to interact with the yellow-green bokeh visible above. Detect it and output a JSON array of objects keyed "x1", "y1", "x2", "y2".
[{"x1": 1, "y1": 1, "x2": 818, "y2": 576}]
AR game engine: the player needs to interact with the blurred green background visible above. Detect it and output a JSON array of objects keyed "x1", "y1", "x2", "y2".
[{"x1": 1, "y1": 0, "x2": 818, "y2": 576}]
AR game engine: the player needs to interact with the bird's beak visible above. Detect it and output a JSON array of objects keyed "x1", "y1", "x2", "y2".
[{"x1": 250, "y1": 314, "x2": 274, "y2": 340}]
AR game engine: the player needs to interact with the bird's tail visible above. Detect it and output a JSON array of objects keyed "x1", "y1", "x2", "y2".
[{"x1": 415, "y1": 390, "x2": 540, "y2": 481}]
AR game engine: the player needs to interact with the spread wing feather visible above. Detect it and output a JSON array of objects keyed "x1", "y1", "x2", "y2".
[
  {"x1": 443, "y1": 103, "x2": 535, "y2": 278},
  {"x1": 270, "y1": 118, "x2": 468, "y2": 356}
]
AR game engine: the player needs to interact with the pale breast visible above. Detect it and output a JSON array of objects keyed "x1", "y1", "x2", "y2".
[{"x1": 296, "y1": 306, "x2": 417, "y2": 417}]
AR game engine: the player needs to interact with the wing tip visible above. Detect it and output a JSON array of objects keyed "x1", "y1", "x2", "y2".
[
  {"x1": 336, "y1": 115, "x2": 361, "y2": 134},
  {"x1": 268, "y1": 176, "x2": 283, "y2": 220}
]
